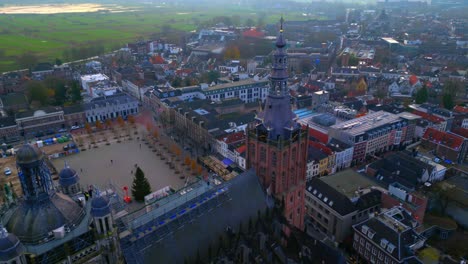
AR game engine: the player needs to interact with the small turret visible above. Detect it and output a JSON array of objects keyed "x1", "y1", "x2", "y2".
[{"x1": 0, "y1": 226, "x2": 26, "y2": 263}]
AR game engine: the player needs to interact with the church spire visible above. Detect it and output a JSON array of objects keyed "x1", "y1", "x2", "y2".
[
  {"x1": 256, "y1": 17, "x2": 298, "y2": 141},
  {"x1": 270, "y1": 17, "x2": 288, "y2": 97}
]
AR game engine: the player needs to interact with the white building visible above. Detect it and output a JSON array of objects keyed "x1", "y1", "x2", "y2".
[
  {"x1": 203, "y1": 79, "x2": 269, "y2": 103},
  {"x1": 327, "y1": 139, "x2": 354, "y2": 172},
  {"x1": 85, "y1": 92, "x2": 139, "y2": 123},
  {"x1": 80, "y1": 74, "x2": 110, "y2": 97},
  {"x1": 306, "y1": 160, "x2": 320, "y2": 180}
]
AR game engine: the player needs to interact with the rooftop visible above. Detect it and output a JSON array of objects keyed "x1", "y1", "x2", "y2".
[
  {"x1": 204, "y1": 78, "x2": 268, "y2": 92},
  {"x1": 422, "y1": 127, "x2": 465, "y2": 150},
  {"x1": 80, "y1": 74, "x2": 109, "y2": 82},
  {"x1": 320, "y1": 169, "x2": 378, "y2": 199},
  {"x1": 330, "y1": 111, "x2": 401, "y2": 136},
  {"x1": 353, "y1": 206, "x2": 425, "y2": 261}
]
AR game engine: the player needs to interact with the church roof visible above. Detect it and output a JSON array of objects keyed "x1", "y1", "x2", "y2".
[
  {"x1": 58, "y1": 167, "x2": 79, "y2": 187},
  {"x1": 90, "y1": 196, "x2": 111, "y2": 218},
  {"x1": 16, "y1": 144, "x2": 43, "y2": 165},
  {"x1": 0, "y1": 230, "x2": 25, "y2": 261},
  {"x1": 6, "y1": 193, "x2": 86, "y2": 245}
]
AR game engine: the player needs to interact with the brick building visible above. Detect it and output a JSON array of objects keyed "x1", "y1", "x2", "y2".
[
  {"x1": 247, "y1": 19, "x2": 308, "y2": 230},
  {"x1": 421, "y1": 127, "x2": 467, "y2": 164}
]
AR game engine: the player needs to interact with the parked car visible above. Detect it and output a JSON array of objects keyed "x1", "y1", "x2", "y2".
[
  {"x1": 4, "y1": 167, "x2": 12, "y2": 176},
  {"x1": 70, "y1": 126, "x2": 80, "y2": 131},
  {"x1": 58, "y1": 128, "x2": 67, "y2": 133}
]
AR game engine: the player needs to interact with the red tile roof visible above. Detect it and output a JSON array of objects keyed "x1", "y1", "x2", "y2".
[
  {"x1": 242, "y1": 28, "x2": 265, "y2": 38},
  {"x1": 412, "y1": 110, "x2": 444, "y2": 123},
  {"x1": 308, "y1": 141, "x2": 332, "y2": 155},
  {"x1": 453, "y1": 105, "x2": 468, "y2": 114},
  {"x1": 220, "y1": 131, "x2": 246, "y2": 144},
  {"x1": 151, "y1": 55, "x2": 165, "y2": 64},
  {"x1": 451, "y1": 127, "x2": 468, "y2": 138},
  {"x1": 235, "y1": 145, "x2": 246, "y2": 154},
  {"x1": 422, "y1": 127, "x2": 465, "y2": 150}
]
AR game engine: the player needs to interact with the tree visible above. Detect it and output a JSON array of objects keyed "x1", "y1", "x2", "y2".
[
  {"x1": 131, "y1": 167, "x2": 152, "y2": 202},
  {"x1": 84, "y1": 123, "x2": 92, "y2": 134},
  {"x1": 171, "y1": 77, "x2": 182, "y2": 88},
  {"x1": 191, "y1": 160, "x2": 197, "y2": 172},
  {"x1": 127, "y1": 115, "x2": 135, "y2": 124},
  {"x1": 224, "y1": 46, "x2": 240, "y2": 60},
  {"x1": 16, "y1": 52, "x2": 38, "y2": 71},
  {"x1": 95, "y1": 120, "x2": 103, "y2": 130},
  {"x1": 415, "y1": 86, "x2": 428, "y2": 104},
  {"x1": 105, "y1": 119, "x2": 112, "y2": 129},
  {"x1": 26, "y1": 81, "x2": 48, "y2": 105},
  {"x1": 55, "y1": 58, "x2": 63, "y2": 66},
  {"x1": 442, "y1": 93, "x2": 454, "y2": 110},
  {"x1": 348, "y1": 54, "x2": 359, "y2": 66},
  {"x1": 184, "y1": 156, "x2": 191, "y2": 167},
  {"x1": 70, "y1": 81, "x2": 82, "y2": 102},
  {"x1": 245, "y1": 18, "x2": 255, "y2": 27},
  {"x1": 117, "y1": 116, "x2": 125, "y2": 127}
]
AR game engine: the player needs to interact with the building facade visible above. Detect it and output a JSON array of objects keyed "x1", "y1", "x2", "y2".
[
  {"x1": 15, "y1": 108, "x2": 66, "y2": 138},
  {"x1": 352, "y1": 207, "x2": 425, "y2": 264},
  {"x1": 247, "y1": 19, "x2": 308, "y2": 230},
  {"x1": 305, "y1": 171, "x2": 381, "y2": 243},
  {"x1": 329, "y1": 111, "x2": 409, "y2": 163},
  {"x1": 85, "y1": 93, "x2": 139, "y2": 123}
]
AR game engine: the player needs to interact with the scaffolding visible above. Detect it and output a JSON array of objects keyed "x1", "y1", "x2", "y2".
[{"x1": 118, "y1": 179, "x2": 231, "y2": 264}]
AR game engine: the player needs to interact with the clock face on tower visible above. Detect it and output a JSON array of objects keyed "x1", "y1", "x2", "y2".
[{"x1": 258, "y1": 131, "x2": 267, "y2": 143}]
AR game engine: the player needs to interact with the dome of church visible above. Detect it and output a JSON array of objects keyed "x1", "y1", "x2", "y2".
[
  {"x1": 6, "y1": 193, "x2": 85, "y2": 245},
  {"x1": 16, "y1": 144, "x2": 43, "y2": 165},
  {"x1": 58, "y1": 167, "x2": 79, "y2": 187},
  {"x1": 91, "y1": 196, "x2": 111, "y2": 218},
  {"x1": 0, "y1": 229, "x2": 25, "y2": 262}
]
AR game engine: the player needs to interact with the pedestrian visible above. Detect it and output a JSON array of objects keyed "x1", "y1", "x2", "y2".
[
  {"x1": 131, "y1": 170, "x2": 133, "y2": 175},
  {"x1": 80, "y1": 168, "x2": 83, "y2": 173},
  {"x1": 140, "y1": 143, "x2": 141, "y2": 148},
  {"x1": 111, "y1": 159, "x2": 113, "y2": 164}
]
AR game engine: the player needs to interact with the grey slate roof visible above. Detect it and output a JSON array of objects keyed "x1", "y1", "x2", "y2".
[
  {"x1": 85, "y1": 92, "x2": 137, "y2": 110},
  {"x1": 369, "y1": 152, "x2": 433, "y2": 189},
  {"x1": 63, "y1": 104, "x2": 85, "y2": 115},
  {"x1": 7, "y1": 193, "x2": 86, "y2": 245},
  {"x1": 307, "y1": 178, "x2": 381, "y2": 216},
  {"x1": 0, "y1": 117, "x2": 17, "y2": 128},
  {"x1": 353, "y1": 210, "x2": 423, "y2": 262}
]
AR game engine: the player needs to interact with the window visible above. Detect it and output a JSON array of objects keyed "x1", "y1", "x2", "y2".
[
  {"x1": 372, "y1": 247, "x2": 377, "y2": 255},
  {"x1": 360, "y1": 238, "x2": 365, "y2": 245},
  {"x1": 271, "y1": 151, "x2": 277, "y2": 167},
  {"x1": 260, "y1": 147, "x2": 266, "y2": 162},
  {"x1": 366, "y1": 242, "x2": 371, "y2": 250},
  {"x1": 384, "y1": 256, "x2": 390, "y2": 264},
  {"x1": 378, "y1": 252, "x2": 384, "y2": 260}
]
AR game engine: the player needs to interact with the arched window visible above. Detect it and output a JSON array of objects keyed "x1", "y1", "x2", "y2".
[
  {"x1": 271, "y1": 151, "x2": 277, "y2": 167},
  {"x1": 260, "y1": 147, "x2": 266, "y2": 162}
]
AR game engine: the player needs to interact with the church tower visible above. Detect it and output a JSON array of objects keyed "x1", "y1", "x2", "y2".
[{"x1": 247, "y1": 17, "x2": 308, "y2": 230}]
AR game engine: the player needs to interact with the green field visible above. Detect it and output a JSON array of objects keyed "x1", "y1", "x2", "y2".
[{"x1": 0, "y1": 4, "x2": 309, "y2": 72}]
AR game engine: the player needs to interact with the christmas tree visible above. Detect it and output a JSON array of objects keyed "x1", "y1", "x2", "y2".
[{"x1": 131, "y1": 167, "x2": 151, "y2": 202}]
